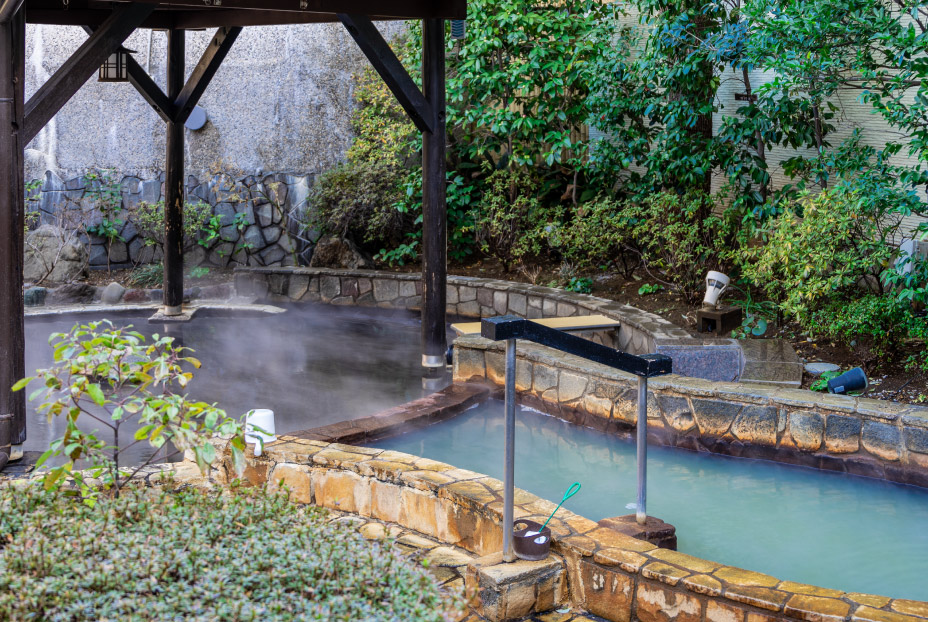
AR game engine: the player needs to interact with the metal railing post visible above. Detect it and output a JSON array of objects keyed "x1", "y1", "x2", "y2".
[
  {"x1": 502, "y1": 338, "x2": 517, "y2": 562},
  {"x1": 636, "y1": 375, "x2": 648, "y2": 525}
]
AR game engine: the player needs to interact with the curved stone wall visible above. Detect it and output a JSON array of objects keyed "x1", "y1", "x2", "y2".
[
  {"x1": 222, "y1": 435, "x2": 928, "y2": 622},
  {"x1": 234, "y1": 267, "x2": 802, "y2": 386}
]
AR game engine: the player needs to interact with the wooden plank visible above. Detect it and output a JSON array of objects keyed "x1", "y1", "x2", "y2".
[
  {"x1": 163, "y1": 29, "x2": 185, "y2": 313},
  {"x1": 451, "y1": 315, "x2": 623, "y2": 336},
  {"x1": 338, "y1": 14, "x2": 433, "y2": 134},
  {"x1": 0, "y1": 5, "x2": 25, "y2": 443},
  {"x1": 23, "y1": 2, "x2": 155, "y2": 144},
  {"x1": 99, "y1": 0, "x2": 467, "y2": 19},
  {"x1": 27, "y1": 9, "x2": 176, "y2": 28},
  {"x1": 420, "y1": 17, "x2": 446, "y2": 367},
  {"x1": 82, "y1": 25, "x2": 175, "y2": 123},
  {"x1": 172, "y1": 26, "x2": 241, "y2": 125}
]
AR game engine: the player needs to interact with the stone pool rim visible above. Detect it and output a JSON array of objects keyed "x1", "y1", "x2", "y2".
[{"x1": 217, "y1": 425, "x2": 928, "y2": 622}]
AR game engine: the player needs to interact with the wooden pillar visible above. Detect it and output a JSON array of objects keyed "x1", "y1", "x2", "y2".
[
  {"x1": 421, "y1": 18, "x2": 447, "y2": 368},
  {"x1": 0, "y1": 6, "x2": 25, "y2": 446},
  {"x1": 163, "y1": 29, "x2": 185, "y2": 315}
]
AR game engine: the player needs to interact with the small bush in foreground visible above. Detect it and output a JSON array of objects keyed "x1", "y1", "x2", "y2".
[{"x1": 0, "y1": 485, "x2": 462, "y2": 622}]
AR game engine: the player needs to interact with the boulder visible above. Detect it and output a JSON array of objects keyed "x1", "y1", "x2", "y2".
[
  {"x1": 24, "y1": 225, "x2": 88, "y2": 284},
  {"x1": 48, "y1": 283, "x2": 96, "y2": 305},
  {"x1": 23, "y1": 287, "x2": 47, "y2": 307},
  {"x1": 101, "y1": 282, "x2": 126, "y2": 304},
  {"x1": 309, "y1": 236, "x2": 372, "y2": 270}
]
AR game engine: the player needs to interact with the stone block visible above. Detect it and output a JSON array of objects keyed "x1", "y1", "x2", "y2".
[
  {"x1": 824, "y1": 415, "x2": 861, "y2": 453},
  {"x1": 269, "y1": 463, "x2": 312, "y2": 504},
  {"x1": 400, "y1": 486, "x2": 440, "y2": 537},
  {"x1": 373, "y1": 278, "x2": 399, "y2": 302},
  {"x1": 533, "y1": 364, "x2": 558, "y2": 394},
  {"x1": 313, "y1": 469, "x2": 371, "y2": 515},
  {"x1": 370, "y1": 480, "x2": 403, "y2": 524},
  {"x1": 287, "y1": 274, "x2": 310, "y2": 300},
  {"x1": 903, "y1": 427, "x2": 928, "y2": 455},
  {"x1": 580, "y1": 560, "x2": 635, "y2": 622},
  {"x1": 459, "y1": 286, "x2": 477, "y2": 302},
  {"x1": 494, "y1": 290, "x2": 509, "y2": 315},
  {"x1": 635, "y1": 581, "x2": 703, "y2": 622},
  {"x1": 559, "y1": 372, "x2": 588, "y2": 403},
  {"x1": 692, "y1": 399, "x2": 742, "y2": 436},
  {"x1": 788, "y1": 412, "x2": 824, "y2": 451},
  {"x1": 466, "y1": 552, "x2": 567, "y2": 621},
  {"x1": 659, "y1": 395, "x2": 695, "y2": 433},
  {"x1": 509, "y1": 293, "x2": 527, "y2": 316},
  {"x1": 399, "y1": 280, "x2": 417, "y2": 298},
  {"x1": 731, "y1": 405, "x2": 778, "y2": 445},
  {"x1": 706, "y1": 600, "x2": 747, "y2": 622},
  {"x1": 319, "y1": 275, "x2": 340, "y2": 301},
  {"x1": 861, "y1": 421, "x2": 901, "y2": 461},
  {"x1": 454, "y1": 347, "x2": 486, "y2": 381}
]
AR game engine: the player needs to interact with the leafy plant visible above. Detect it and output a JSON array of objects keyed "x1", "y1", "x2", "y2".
[
  {"x1": 638, "y1": 283, "x2": 664, "y2": 296},
  {"x1": 132, "y1": 199, "x2": 214, "y2": 255},
  {"x1": 127, "y1": 262, "x2": 163, "y2": 288},
  {"x1": 564, "y1": 277, "x2": 593, "y2": 294},
  {"x1": 83, "y1": 170, "x2": 125, "y2": 275},
  {"x1": 13, "y1": 320, "x2": 247, "y2": 496},
  {"x1": 0, "y1": 486, "x2": 463, "y2": 621},
  {"x1": 811, "y1": 369, "x2": 842, "y2": 392},
  {"x1": 187, "y1": 266, "x2": 210, "y2": 279}
]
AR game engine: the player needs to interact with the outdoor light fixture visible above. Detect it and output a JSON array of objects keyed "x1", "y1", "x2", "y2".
[
  {"x1": 98, "y1": 47, "x2": 135, "y2": 82},
  {"x1": 245, "y1": 409, "x2": 277, "y2": 458},
  {"x1": 451, "y1": 19, "x2": 466, "y2": 40},
  {"x1": 702, "y1": 271, "x2": 730, "y2": 308}
]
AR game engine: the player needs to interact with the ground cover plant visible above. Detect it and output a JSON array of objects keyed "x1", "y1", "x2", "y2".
[{"x1": 0, "y1": 485, "x2": 462, "y2": 621}]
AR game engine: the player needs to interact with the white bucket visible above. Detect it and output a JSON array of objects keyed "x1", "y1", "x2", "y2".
[
  {"x1": 703, "y1": 271, "x2": 730, "y2": 307},
  {"x1": 245, "y1": 409, "x2": 277, "y2": 457}
]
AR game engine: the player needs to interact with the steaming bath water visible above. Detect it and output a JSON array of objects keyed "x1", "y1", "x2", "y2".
[
  {"x1": 23, "y1": 305, "x2": 447, "y2": 465},
  {"x1": 369, "y1": 400, "x2": 928, "y2": 600}
]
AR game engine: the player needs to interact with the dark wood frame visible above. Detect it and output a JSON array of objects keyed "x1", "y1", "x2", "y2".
[{"x1": 0, "y1": 0, "x2": 454, "y2": 452}]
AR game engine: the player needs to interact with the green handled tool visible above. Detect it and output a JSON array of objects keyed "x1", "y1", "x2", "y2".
[{"x1": 541, "y1": 482, "x2": 581, "y2": 531}]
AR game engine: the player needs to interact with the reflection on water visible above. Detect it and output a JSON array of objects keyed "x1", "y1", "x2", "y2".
[
  {"x1": 370, "y1": 400, "x2": 928, "y2": 600},
  {"x1": 23, "y1": 305, "x2": 450, "y2": 465}
]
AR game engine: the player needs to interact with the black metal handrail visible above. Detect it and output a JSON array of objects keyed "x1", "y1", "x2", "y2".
[{"x1": 478, "y1": 315, "x2": 673, "y2": 562}]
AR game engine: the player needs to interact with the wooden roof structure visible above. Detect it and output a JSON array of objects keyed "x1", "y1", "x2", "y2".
[{"x1": 0, "y1": 0, "x2": 460, "y2": 462}]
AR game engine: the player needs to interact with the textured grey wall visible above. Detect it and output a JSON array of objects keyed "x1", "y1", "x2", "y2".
[{"x1": 24, "y1": 22, "x2": 405, "y2": 182}]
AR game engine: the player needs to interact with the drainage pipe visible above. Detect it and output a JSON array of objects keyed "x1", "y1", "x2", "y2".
[
  {"x1": 636, "y1": 375, "x2": 648, "y2": 525},
  {"x1": 502, "y1": 338, "x2": 516, "y2": 562}
]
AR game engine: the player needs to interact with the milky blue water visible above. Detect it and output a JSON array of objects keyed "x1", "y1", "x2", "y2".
[{"x1": 369, "y1": 400, "x2": 928, "y2": 600}]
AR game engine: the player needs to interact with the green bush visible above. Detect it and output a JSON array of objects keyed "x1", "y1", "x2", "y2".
[
  {"x1": 0, "y1": 485, "x2": 461, "y2": 621},
  {"x1": 131, "y1": 199, "x2": 215, "y2": 253},
  {"x1": 740, "y1": 188, "x2": 896, "y2": 326},
  {"x1": 548, "y1": 197, "x2": 635, "y2": 275},
  {"x1": 623, "y1": 191, "x2": 735, "y2": 303}
]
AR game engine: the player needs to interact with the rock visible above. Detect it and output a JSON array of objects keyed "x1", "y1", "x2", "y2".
[
  {"x1": 48, "y1": 283, "x2": 96, "y2": 304},
  {"x1": 805, "y1": 362, "x2": 840, "y2": 376},
  {"x1": 149, "y1": 289, "x2": 163, "y2": 302},
  {"x1": 23, "y1": 287, "x2": 47, "y2": 307},
  {"x1": 309, "y1": 236, "x2": 372, "y2": 269},
  {"x1": 122, "y1": 288, "x2": 149, "y2": 303},
  {"x1": 101, "y1": 282, "x2": 126, "y2": 304},
  {"x1": 23, "y1": 225, "x2": 88, "y2": 284}
]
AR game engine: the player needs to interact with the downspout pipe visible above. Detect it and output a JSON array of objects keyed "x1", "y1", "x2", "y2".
[{"x1": 0, "y1": 0, "x2": 24, "y2": 24}]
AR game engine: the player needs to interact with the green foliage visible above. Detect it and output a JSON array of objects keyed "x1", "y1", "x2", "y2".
[
  {"x1": 188, "y1": 266, "x2": 210, "y2": 279},
  {"x1": 131, "y1": 199, "x2": 214, "y2": 253},
  {"x1": 127, "y1": 262, "x2": 163, "y2": 288},
  {"x1": 564, "y1": 277, "x2": 593, "y2": 294},
  {"x1": 638, "y1": 283, "x2": 664, "y2": 296},
  {"x1": 83, "y1": 171, "x2": 125, "y2": 274},
  {"x1": 471, "y1": 168, "x2": 548, "y2": 270},
  {"x1": 740, "y1": 187, "x2": 897, "y2": 326},
  {"x1": 810, "y1": 370, "x2": 842, "y2": 392},
  {"x1": 13, "y1": 320, "x2": 246, "y2": 495},
  {"x1": 0, "y1": 485, "x2": 462, "y2": 621},
  {"x1": 545, "y1": 197, "x2": 633, "y2": 275},
  {"x1": 623, "y1": 191, "x2": 735, "y2": 303}
]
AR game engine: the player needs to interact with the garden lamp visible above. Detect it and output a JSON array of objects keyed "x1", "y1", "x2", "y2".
[
  {"x1": 98, "y1": 47, "x2": 135, "y2": 82},
  {"x1": 703, "y1": 271, "x2": 730, "y2": 308}
]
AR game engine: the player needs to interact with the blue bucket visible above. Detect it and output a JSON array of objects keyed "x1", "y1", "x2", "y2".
[{"x1": 827, "y1": 367, "x2": 868, "y2": 395}]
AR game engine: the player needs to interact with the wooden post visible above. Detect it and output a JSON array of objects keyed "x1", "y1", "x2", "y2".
[
  {"x1": 421, "y1": 18, "x2": 447, "y2": 368},
  {"x1": 0, "y1": 5, "x2": 25, "y2": 446},
  {"x1": 163, "y1": 29, "x2": 185, "y2": 315}
]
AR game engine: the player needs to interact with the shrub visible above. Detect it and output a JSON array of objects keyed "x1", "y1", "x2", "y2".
[
  {"x1": 0, "y1": 485, "x2": 462, "y2": 621},
  {"x1": 623, "y1": 191, "x2": 735, "y2": 303},
  {"x1": 127, "y1": 261, "x2": 163, "y2": 288},
  {"x1": 740, "y1": 187, "x2": 897, "y2": 326},
  {"x1": 14, "y1": 320, "x2": 247, "y2": 495},
  {"x1": 548, "y1": 197, "x2": 636, "y2": 275},
  {"x1": 131, "y1": 199, "x2": 215, "y2": 254}
]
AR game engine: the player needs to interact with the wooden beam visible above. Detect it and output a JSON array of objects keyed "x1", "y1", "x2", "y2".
[
  {"x1": 0, "y1": 0, "x2": 24, "y2": 24},
  {"x1": 106, "y1": 0, "x2": 467, "y2": 20},
  {"x1": 163, "y1": 29, "x2": 185, "y2": 314},
  {"x1": 420, "y1": 17, "x2": 447, "y2": 368},
  {"x1": 82, "y1": 25, "x2": 175, "y2": 123},
  {"x1": 172, "y1": 26, "x2": 241, "y2": 125},
  {"x1": 0, "y1": 5, "x2": 25, "y2": 443},
  {"x1": 23, "y1": 2, "x2": 155, "y2": 144},
  {"x1": 29, "y1": 10, "x2": 176, "y2": 29},
  {"x1": 338, "y1": 14, "x2": 433, "y2": 134}
]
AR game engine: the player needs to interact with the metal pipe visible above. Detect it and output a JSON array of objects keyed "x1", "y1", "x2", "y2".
[
  {"x1": 636, "y1": 375, "x2": 648, "y2": 525},
  {"x1": 502, "y1": 338, "x2": 517, "y2": 562}
]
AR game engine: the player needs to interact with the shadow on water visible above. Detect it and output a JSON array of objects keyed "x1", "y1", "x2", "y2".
[{"x1": 23, "y1": 304, "x2": 452, "y2": 466}]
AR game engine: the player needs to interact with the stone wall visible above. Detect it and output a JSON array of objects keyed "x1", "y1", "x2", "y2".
[
  {"x1": 234, "y1": 266, "x2": 803, "y2": 386},
  {"x1": 29, "y1": 170, "x2": 311, "y2": 271},
  {"x1": 25, "y1": 23, "x2": 403, "y2": 181},
  {"x1": 453, "y1": 335, "x2": 928, "y2": 488},
  {"x1": 219, "y1": 434, "x2": 928, "y2": 622}
]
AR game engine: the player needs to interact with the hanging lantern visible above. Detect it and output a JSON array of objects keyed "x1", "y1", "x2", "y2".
[
  {"x1": 451, "y1": 19, "x2": 466, "y2": 40},
  {"x1": 98, "y1": 47, "x2": 135, "y2": 82}
]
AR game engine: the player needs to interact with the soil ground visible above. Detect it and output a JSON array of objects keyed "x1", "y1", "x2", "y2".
[{"x1": 86, "y1": 261, "x2": 928, "y2": 406}]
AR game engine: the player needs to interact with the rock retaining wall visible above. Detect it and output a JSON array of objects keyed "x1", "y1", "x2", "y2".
[
  {"x1": 223, "y1": 434, "x2": 928, "y2": 622},
  {"x1": 28, "y1": 170, "x2": 310, "y2": 273},
  {"x1": 234, "y1": 267, "x2": 803, "y2": 386},
  {"x1": 453, "y1": 336, "x2": 928, "y2": 488}
]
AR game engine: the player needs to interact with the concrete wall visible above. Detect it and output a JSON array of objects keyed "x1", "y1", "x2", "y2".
[{"x1": 24, "y1": 22, "x2": 405, "y2": 182}]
